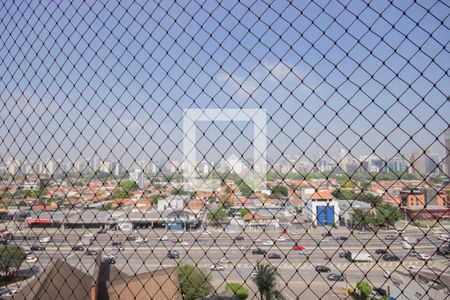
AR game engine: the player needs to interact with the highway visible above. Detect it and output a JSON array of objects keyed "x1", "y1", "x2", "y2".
[{"x1": 8, "y1": 226, "x2": 450, "y2": 299}]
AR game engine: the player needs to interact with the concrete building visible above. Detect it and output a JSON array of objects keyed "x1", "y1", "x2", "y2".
[
  {"x1": 157, "y1": 195, "x2": 189, "y2": 211},
  {"x1": 302, "y1": 188, "x2": 340, "y2": 226},
  {"x1": 445, "y1": 127, "x2": 450, "y2": 177}
]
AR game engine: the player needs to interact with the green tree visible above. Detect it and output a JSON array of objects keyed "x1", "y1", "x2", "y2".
[
  {"x1": 253, "y1": 262, "x2": 284, "y2": 300},
  {"x1": 238, "y1": 182, "x2": 253, "y2": 198},
  {"x1": 351, "y1": 209, "x2": 375, "y2": 229},
  {"x1": 207, "y1": 208, "x2": 229, "y2": 225},
  {"x1": 240, "y1": 208, "x2": 251, "y2": 218},
  {"x1": 119, "y1": 180, "x2": 138, "y2": 192},
  {"x1": 0, "y1": 245, "x2": 25, "y2": 278},
  {"x1": 374, "y1": 204, "x2": 402, "y2": 226},
  {"x1": 171, "y1": 188, "x2": 189, "y2": 195},
  {"x1": 225, "y1": 283, "x2": 249, "y2": 300},
  {"x1": 350, "y1": 281, "x2": 373, "y2": 300},
  {"x1": 271, "y1": 185, "x2": 288, "y2": 198},
  {"x1": 177, "y1": 264, "x2": 213, "y2": 300}
]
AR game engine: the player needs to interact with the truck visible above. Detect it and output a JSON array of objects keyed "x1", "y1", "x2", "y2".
[{"x1": 349, "y1": 251, "x2": 373, "y2": 262}]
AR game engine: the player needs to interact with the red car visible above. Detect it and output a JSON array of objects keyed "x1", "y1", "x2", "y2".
[
  {"x1": 293, "y1": 245, "x2": 305, "y2": 251},
  {"x1": 280, "y1": 229, "x2": 288, "y2": 234}
]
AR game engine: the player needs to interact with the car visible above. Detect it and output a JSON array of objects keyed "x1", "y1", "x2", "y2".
[
  {"x1": 401, "y1": 241, "x2": 412, "y2": 250},
  {"x1": 292, "y1": 245, "x2": 305, "y2": 251},
  {"x1": 321, "y1": 232, "x2": 332, "y2": 237},
  {"x1": 315, "y1": 265, "x2": 331, "y2": 273},
  {"x1": 408, "y1": 249, "x2": 418, "y2": 257},
  {"x1": 210, "y1": 264, "x2": 225, "y2": 271},
  {"x1": 385, "y1": 234, "x2": 396, "y2": 240},
  {"x1": 72, "y1": 245, "x2": 85, "y2": 251},
  {"x1": 219, "y1": 257, "x2": 231, "y2": 264},
  {"x1": 417, "y1": 253, "x2": 432, "y2": 261},
  {"x1": 126, "y1": 235, "x2": 136, "y2": 241},
  {"x1": 160, "y1": 235, "x2": 168, "y2": 241},
  {"x1": 437, "y1": 234, "x2": 450, "y2": 241},
  {"x1": 39, "y1": 236, "x2": 51, "y2": 243},
  {"x1": 336, "y1": 236, "x2": 348, "y2": 241},
  {"x1": 263, "y1": 240, "x2": 274, "y2": 246},
  {"x1": 382, "y1": 253, "x2": 400, "y2": 261},
  {"x1": 85, "y1": 249, "x2": 97, "y2": 256},
  {"x1": 26, "y1": 256, "x2": 38, "y2": 263},
  {"x1": 268, "y1": 253, "x2": 282, "y2": 259},
  {"x1": 338, "y1": 252, "x2": 347, "y2": 258},
  {"x1": 30, "y1": 245, "x2": 45, "y2": 251},
  {"x1": 112, "y1": 241, "x2": 123, "y2": 246},
  {"x1": 135, "y1": 237, "x2": 148, "y2": 243},
  {"x1": 280, "y1": 229, "x2": 288, "y2": 234},
  {"x1": 234, "y1": 235, "x2": 244, "y2": 241},
  {"x1": 291, "y1": 231, "x2": 300, "y2": 235},
  {"x1": 24, "y1": 249, "x2": 32, "y2": 256},
  {"x1": 276, "y1": 236, "x2": 286, "y2": 242},
  {"x1": 252, "y1": 248, "x2": 267, "y2": 255},
  {"x1": 103, "y1": 255, "x2": 116, "y2": 264},
  {"x1": 3, "y1": 288, "x2": 17, "y2": 297},
  {"x1": 372, "y1": 288, "x2": 387, "y2": 297},
  {"x1": 327, "y1": 273, "x2": 344, "y2": 281},
  {"x1": 180, "y1": 241, "x2": 189, "y2": 246},
  {"x1": 375, "y1": 249, "x2": 388, "y2": 255},
  {"x1": 438, "y1": 244, "x2": 450, "y2": 256},
  {"x1": 407, "y1": 266, "x2": 420, "y2": 273},
  {"x1": 168, "y1": 250, "x2": 180, "y2": 259}
]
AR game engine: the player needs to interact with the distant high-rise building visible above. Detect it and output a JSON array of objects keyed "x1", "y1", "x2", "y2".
[
  {"x1": 130, "y1": 168, "x2": 144, "y2": 189},
  {"x1": 45, "y1": 159, "x2": 56, "y2": 176}
]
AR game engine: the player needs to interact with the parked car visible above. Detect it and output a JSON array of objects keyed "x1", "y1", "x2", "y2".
[
  {"x1": 168, "y1": 250, "x2": 180, "y2": 259},
  {"x1": 72, "y1": 244, "x2": 85, "y2": 251},
  {"x1": 292, "y1": 245, "x2": 305, "y2": 251},
  {"x1": 315, "y1": 265, "x2": 331, "y2": 273},
  {"x1": 112, "y1": 241, "x2": 123, "y2": 247},
  {"x1": 268, "y1": 253, "x2": 282, "y2": 259},
  {"x1": 438, "y1": 244, "x2": 450, "y2": 256},
  {"x1": 375, "y1": 249, "x2": 388, "y2": 255},
  {"x1": 252, "y1": 248, "x2": 267, "y2": 255},
  {"x1": 408, "y1": 249, "x2": 418, "y2": 257},
  {"x1": 210, "y1": 264, "x2": 225, "y2": 271},
  {"x1": 327, "y1": 273, "x2": 344, "y2": 281},
  {"x1": 336, "y1": 236, "x2": 348, "y2": 241},
  {"x1": 234, "y1": 235, "x2": 244, "y2": 241},
  {"x1": 382, "y1": 253, "x2": 400, "y2": 261},
  {"x1": 30, "y1": 245, "x2": 45, "y2": 251}
]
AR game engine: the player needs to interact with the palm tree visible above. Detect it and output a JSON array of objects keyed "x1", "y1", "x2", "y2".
[{"x1": 253, "y1": 262, "x2": 285, "y2": 300}]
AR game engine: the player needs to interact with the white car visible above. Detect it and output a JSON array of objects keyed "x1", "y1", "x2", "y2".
[
  {"x1": 26, "y1": 256, "x2": 38, "y2": 263},
  {"x1": 39, "y1": 237, "x2": 51, "y2": 243},
  {"x1": 180, "y1": 241, "x2": 189, "y2": 246},
  {"x1": 250, "y1": 271, "x2": 258, "y2": 279},
  {"x1": 219, "y1": 257, "x2": 231, "y2": 264},
  {"x1": 276, "y1": 236, "x2": 286, "y2": 242},
  {"x1": 210, "y1": 264, "x2": 225, "y2": 271},
  {"x1": 417, "y1": 253, "x2": 431, "y2": 261},
  {"x1": 437, "y1": 234, "x2": 449, "y2": 241},
  {"x1": 135, "y1": 237, "x2": 148, "y2": 243},
  {"x1": 160, "y1": 235, "x2": 168, "y2": 241},
  {"x1": 291, "y1": 231, "x2": 300, "y2": 235},
  {"x1": 401, "y1": 241, "x2": 412, "y2": 250},
  {"x1": 262, "y1": 240, "x2": 274, "y2": 246}
]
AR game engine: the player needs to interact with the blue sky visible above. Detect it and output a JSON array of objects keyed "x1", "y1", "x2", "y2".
[{"x1": 0, "y1": 0, "x2": 449, "y2": 168}]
